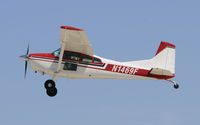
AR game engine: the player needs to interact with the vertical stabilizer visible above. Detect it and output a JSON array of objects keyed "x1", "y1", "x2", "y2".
[{"x1": 152, "y1": 41, "x2": 176, "y2": 74}]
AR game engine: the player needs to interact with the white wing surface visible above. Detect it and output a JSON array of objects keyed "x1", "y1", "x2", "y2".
[{"x1": 60, "y1": 26, "x2": 93, "y2": 56}]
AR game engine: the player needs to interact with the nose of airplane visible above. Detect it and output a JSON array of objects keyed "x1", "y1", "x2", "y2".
[
  {"x1": 20, "y1": 43, "x2": 30, "y2": 61},
  {"x1": 19, "y1": 55, "x2": 29, "y2": 61}
]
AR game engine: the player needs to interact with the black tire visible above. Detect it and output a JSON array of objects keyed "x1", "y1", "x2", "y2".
[
  {"x1": 174, "y1": 84, "x2": 179, "y2": 89},
  {"x1": 44, "y1": 80, "x2": 55, "y2": 89},
  {"x1": 46, "y1": 88, "x2": 57, "y2": 97}
]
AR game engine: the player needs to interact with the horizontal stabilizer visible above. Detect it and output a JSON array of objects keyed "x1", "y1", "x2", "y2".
[{"x1": 149, "y1": 68, "x2": 173, "y2": 76}]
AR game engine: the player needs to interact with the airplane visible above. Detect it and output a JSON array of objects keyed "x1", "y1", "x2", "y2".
[{"x1": 19, "y1": 26, "x2": 179, "y2": 97}]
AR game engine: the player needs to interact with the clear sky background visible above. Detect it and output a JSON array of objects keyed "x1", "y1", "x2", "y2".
[{"x1": 0, "y1": 0, "x2": 199, "y2": 125}]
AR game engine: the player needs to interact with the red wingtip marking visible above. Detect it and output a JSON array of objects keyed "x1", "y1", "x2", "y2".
[
  {"x1": 60, "y1": 26, "x2": 84, "y2": 31},
  {"x1": 156, "y1": 41, "x2": 176, "y2": 55}
]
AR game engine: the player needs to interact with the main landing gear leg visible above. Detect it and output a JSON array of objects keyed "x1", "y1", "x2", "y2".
[
  {"x1": 44, "y1": 80, "x2": 57, "y2": 97},
  {"x1": 167, "y1": 80, "x2": 179, "y2": 89}
]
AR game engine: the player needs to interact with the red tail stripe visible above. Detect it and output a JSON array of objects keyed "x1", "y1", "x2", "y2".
[{"x1": 156, "y1": 41, "x2": 176, "y2": 55}]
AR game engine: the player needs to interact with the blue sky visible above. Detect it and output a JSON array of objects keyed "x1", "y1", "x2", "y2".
[{"x1": 0, "y1": 0, "x2": 199, "y2": 124}]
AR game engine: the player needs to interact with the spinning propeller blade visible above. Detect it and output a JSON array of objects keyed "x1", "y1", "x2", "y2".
[
  {"x1": 19, "y1": 43, "x2": 30, "y2": 79},
  {"x1": 24, "y1": 60, "x2": 28, "y2": 78},
  {"x1": 24, "y1": 43, "x2": 29, "y2": 78},
  {"x1": 26, "y1": 43, "x2": 29, "y2": 56}
]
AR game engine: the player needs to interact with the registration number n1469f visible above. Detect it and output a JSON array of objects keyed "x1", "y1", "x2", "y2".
[{"x1": 111, "y1": 65, "x2": 139, "y2": 75}]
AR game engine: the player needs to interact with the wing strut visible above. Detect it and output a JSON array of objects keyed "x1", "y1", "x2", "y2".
[{"x1": 56, "y1": 43, "x2": 66, "y2": 73}]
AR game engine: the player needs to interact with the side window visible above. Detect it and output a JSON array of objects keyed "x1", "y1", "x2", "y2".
[
  {"x1": 64, "y1": 52, "x2": 80, "y2": 61},
  {"x1": 63, "y1": 63, "x2": 77, "y2": 71},
  {"x1": 93, "y1": 58, "x2": 101, "y2": 63},
  {"x1": 82, "y1": 55, "x2": 92, "y2": 63}
]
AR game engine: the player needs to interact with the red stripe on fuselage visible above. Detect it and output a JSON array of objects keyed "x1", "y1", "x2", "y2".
[{"x1": 29, "y1": 53, "x2": 57, "y2": 59}]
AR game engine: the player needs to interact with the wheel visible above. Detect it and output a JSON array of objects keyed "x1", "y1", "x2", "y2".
[
  {"x1": 46, "y1": 88, "x2": 57, "y2": 97},
  {"x1": 174, "y1": 84, "x2": 179, "y2": 89},
  {"x1": 44, "y1": 80, "x2": 55, "y2": 89}
]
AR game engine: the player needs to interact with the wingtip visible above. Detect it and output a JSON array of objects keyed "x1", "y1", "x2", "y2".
[{"x1": 60, "y1": 26, "x2": 84, "y2": 31}]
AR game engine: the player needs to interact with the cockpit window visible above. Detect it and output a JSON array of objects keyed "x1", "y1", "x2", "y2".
[
  {"x1": 82, "y1": 55, "x2": 92, "y2": 63},
  {"x1": 52, "y1": 48, "x2": 61, "y2": 57},
  {"x1": 64, "y1": 52, "x2": 80, "y2": 61},
  {"x1": 93, "y1": 58, "x2": 101, "y2": 63}
]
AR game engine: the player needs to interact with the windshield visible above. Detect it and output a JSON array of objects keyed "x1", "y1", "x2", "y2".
[{"x1": 52, "y1": 48, "x2": 61, "y2": 57}]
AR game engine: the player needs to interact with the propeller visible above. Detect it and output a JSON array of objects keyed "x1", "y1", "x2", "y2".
[
  {"x1": 24, "y1": 43, "x2": 29, "y2": 78},
  {"x1": 19, "y1": 43, "x2": 29, "y2": 78}
]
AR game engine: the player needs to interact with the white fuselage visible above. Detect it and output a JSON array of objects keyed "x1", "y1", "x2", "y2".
[{"x1": 29, "y1": 55, "x2": 153, "y2": 80}]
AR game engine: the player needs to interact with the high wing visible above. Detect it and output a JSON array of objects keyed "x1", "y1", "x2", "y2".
[
  {"x1": 56, "y1": 26, "x2": 93, "y2": 73},
  {"x1": 60, "y1": 26, "x2": 93, "y2": 56}
]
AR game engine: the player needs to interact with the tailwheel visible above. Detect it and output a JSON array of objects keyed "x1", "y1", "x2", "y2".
[
  {"x1": 168, "y1": 80, "x2": 179, "y2": 89},
  {"x1": 174, "y1": 84, "x2": 179, "y2": 89},
  {"x1": 44, "y1": 79, "x2": 57, "y2": 97}
]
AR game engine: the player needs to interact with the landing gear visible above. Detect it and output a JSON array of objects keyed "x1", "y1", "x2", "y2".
[
  {"x1": 46, "y1": 88, "x2": 57, "y2": 97},
  {"x1": 45, "y1": 80, "x2": 55, "y2": 89},
  {"x1": 168, "y1": 80, "x2": 179, "y2": 89},
  {"x1": 174, "y1": 84, "x2": 179, "y2": 89},
  {"x1": 44, "y1": 79, "x2": 57, "y2": 97}
]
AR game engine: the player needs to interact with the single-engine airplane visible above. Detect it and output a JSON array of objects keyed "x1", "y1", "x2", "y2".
[{"x1": 20, "y1": 26, "x2": 179, "y2": 97}]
